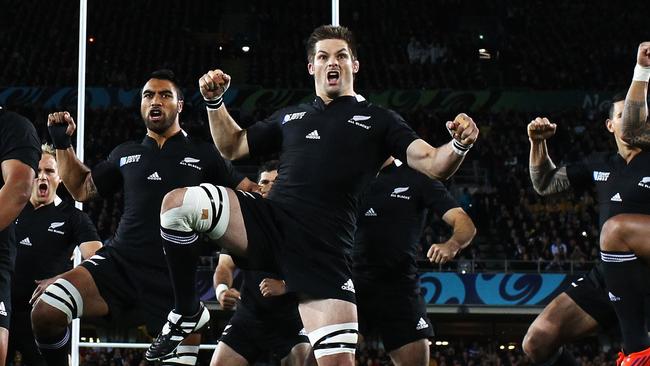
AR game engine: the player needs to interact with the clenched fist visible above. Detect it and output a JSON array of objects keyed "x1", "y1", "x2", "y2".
[
  {"x1": 199, "y1": 69, "x2": 231, "y2": 101},
  {"x1": 527, "y1": 117, "x2": 557, "y2": 142},
  {"x1": 446, "y1": 113, "x2": 479, "y2": 146},
  {"x1": 637, "y1": 42, "x2": 650, "y2": 67}
]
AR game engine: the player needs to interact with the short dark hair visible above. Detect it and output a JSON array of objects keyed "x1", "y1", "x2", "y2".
[
  {"x1": 147, "y1": 69, "x2": 184, "y2": 101},
  {"x1": 257, "y1": 160, "x2": 279, "y2": 180},
  {"x1": 306, "y1": 25, "x2": 357, "y2": 62},
  {"x1": 609, "y1": 91, "x2": 626, "y2": 119}
]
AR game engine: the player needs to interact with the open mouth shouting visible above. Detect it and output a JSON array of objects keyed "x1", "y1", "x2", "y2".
[
  {"x1": 37, "y1": 182, "x2": 48, "y2": 198},
  {"x1": 149, "y1": 108, "x2": 164, "y2": 122},
  {"x1": 327, "y1": 70, "x2": 340, "y2": 86}
]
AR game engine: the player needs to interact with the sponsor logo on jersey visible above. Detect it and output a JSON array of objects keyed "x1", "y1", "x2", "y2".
[
  {"x1": 119, "y1": 154, "x2": 141, "y2": 167},
  {"x1": 180, "y1": 157, "x2": 202, "y2": 170},
  {"x1": 147, "y1": 172, "x2": 162, "y2": 181},
  {"x1": 390, "y1": 186, "x2": 411, "y2": 200},
  {"x1": 593, "y1": 171, "x2": 610, "y2": 182},
  {"x1": 306, "y1": 130, "x2": 321, "y2": 140},
  {"x1": 416, "y1": 317, "x2": 429, "y2": 330},
  {"x1": 19, "y1": 237, "x2": 32, "y2": 246},
  {"x1": 610, "y1": 193, "x2": 622, "y2": 202},
  {"x1": 608, "y1": 291, "x2": 621, "y2": 302},
  {"x1": 341, "y1": 279, "x2": 355, "y2": 293},
  {"x1": 638, "y1": 176, "x2": 650, "y2": 189},
  {"x1": 48, "y1": 222, "x2": 65, "y2": 234},
  {"x1": 283, "y1": 112, "x2": 306, "y2": 124},
  {"x1": 0, "y1": 302, "x2": 6, "y2": 316},
  {"x1": 347, "y1": 115, "x2": 372, "y2": 130},
  {"x1": 365, "y1": 208, "x2": 377, "y2": 217}
]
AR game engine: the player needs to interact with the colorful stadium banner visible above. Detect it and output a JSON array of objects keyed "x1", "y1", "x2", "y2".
[
  {"x1": 196, "y1": 271, "x2": 577, "y2": 307},
  {"x1": 0, "y1": 86, "x2": 615, "y2": 115},
  {"x1": 419, "y1": 272, "x2": 575, "y2": 306}
]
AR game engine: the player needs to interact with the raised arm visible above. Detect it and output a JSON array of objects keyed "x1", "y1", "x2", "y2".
[
  {"x1": 427, "y1": 207, "x2": 476, "y2": 264},
  {"x1": 527, "y1": 117, "x2": 571, "y2": 196},
  {"x1": 213, "y1": 253, "x2": 241, "y2": 310},
  {"x1": 48, "y1": 112, "x2": 98, "y2": 202},
  {"x1": 620, "y1": 42, "x2": 650, "y2": 149},
  {"x1": 199, "y1": 70, "x2": 250, "y2": 160},
  {"x1": 0, "y1": 160, "x2": 34, "y2": 231},
  {"x1": 406, "y1": 113, "x2": 479, "y2": 180}
]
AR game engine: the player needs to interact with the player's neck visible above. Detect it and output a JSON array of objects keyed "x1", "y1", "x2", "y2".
[
  {"x1": 617, "y1": 144, "x2": 642, "y2": 163},
  {"x1": 318, "y1": 90, "x2": 356, "y2": 105},
  {"x1": 30, "y1": 197, "x2": 53, "y2": 210},
  {"x1": 147, "y1": 124, "x2": 181, "y2": 148}
]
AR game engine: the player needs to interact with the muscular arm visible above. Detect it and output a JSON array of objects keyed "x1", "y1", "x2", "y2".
[
  {"x1": 55, "y1": 147, "x2": 98, "y2": 202},
  {"x1": 208, "y1": 107, "x2": 250, "y2": 160},
  {"x1": 406, "y1": 139, "x2": 465, "y2": 180},
  {"x1": 441, "y1": 207, "x2": 476, "y2": 252},
  {"x1": 620, "y1": 80, "x2": 650, "y2": 149},
  {"x1": 0, "y1": 159, "x2": 34, "y2": 231},
  {"x1": 79, "y1": 240, "x2": 102, "y2": 259},
  {"x1": 214, "y1": 253, "x2": 236, "y2": 287},
  {"x1": 529, "y1": 140, "x2": 571, "y2": 196}
]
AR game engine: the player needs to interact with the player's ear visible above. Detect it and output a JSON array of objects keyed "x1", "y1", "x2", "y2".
[
  {"x1": 352, "y1": 60, "x2": 359, "y2": 74},
  {"x1": 177, "y1": 100, "x2": 184, "y2": 114},
  {"x1": 308, "y1": 62, "x2": 315, "y2": 76}
]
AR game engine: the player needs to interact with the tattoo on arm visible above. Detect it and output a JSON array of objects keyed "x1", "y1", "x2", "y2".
[
  {"x1": 530, "y1": 163, "x2": 571, "y2": 196},
  {"x1": 622, "y1": 100, "x2": 650, "y2": 149}
]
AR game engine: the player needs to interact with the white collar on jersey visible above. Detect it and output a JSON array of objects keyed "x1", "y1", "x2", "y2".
[
  {"x1": 181, "y1": 129, "x2": 188, "y2": 137},
  {"x1": 394, "y1": 159, "x2": 403, "y2": 167},
  {"x1": 354, "y1": 94, "x2": 366, "y2": 102},
  {"x1": 54, "y1": 196, "x2": 62, "y2": 206}
]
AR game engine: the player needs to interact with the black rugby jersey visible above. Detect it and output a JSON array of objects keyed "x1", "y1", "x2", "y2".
[
  {"x1": 246, "y1": 95, "x2": 419, "y2": 254},
  {"x1": 92, "y1": 131, "x2": 243, "y2": 266},
  {"x1": 567, "y1": 151, "x2": 650, "y2": 228},
  {"x1": 12, "y1": 198, "x2": 99, "y2": 311},
  {"x1": 0, "y1": 110, "x2": 40, "y2": 270},
  {"x1": 353, "y1": 160, "x2": 459, "y2": 283},
  {"x1": 237, "y1": 270, "x2": 300, "y2": 321}
]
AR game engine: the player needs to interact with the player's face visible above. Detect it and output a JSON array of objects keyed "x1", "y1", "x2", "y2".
[
  {"x1": 258, "y1": 170, "x2": 278, "y2": 198},
  {"x1": 308, "y1": 39, "x2": 359, "y2": 101},
  {"x1": 140, "y1": 78, "x2": 183, "y2": 135},
  {"x1": 606, "y1": 101, "x2": 625, "y2": 139},
  {"x1": 32, "y1": 154, "x2": 61, "y2": 205}
]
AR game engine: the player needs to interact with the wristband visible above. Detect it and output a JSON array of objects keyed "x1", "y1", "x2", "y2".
[
  {"x1": 451, "y1": 139, "x2": 472, "y2": 156},
  {"x1": 633, "y1": 64, "x2": 650, "y2": 82},
  {"x1": 47, "y1": 124, "x2": 72, "y2": 149},
  {"x1": 205, "y1": 97, "x2": 224, "y2": 110},
  {"x1": 215, "y1": 284, "x2": 228, "y2": 300}
]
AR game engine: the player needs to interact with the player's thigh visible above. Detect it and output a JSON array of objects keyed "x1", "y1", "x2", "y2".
[
  {"x1": 526, "y1": 292, "x2": 598, "y2": 345},
  {"x1": 299, "y1": 298, "x2": 357, "y2": 365},
  {"x1": 33, "y1": 265, "x2": 108, "y2": 320},
  {"x1": 389, "y1": 339, "x2": 430, "y2": 366},
  {"x1": 210, "y1": 342, "x2": 249, "y2": 366},
  {"x1": 601, "y1": 214, "x2": 650, "y2": 260}
]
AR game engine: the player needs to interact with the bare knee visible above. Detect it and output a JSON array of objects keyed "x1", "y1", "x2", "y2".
[
  {"x1": 522, "y1": 321, "x2": 559, "y2": 363},
  {"x1": 31, "y1": 300, "x2": 69, "y2": 337},
  {"x1": 314, "y1": 352, "x2": 355, "y2": 366},
  {"x1": 161, "y1": 188, "x2": 187, "y2": 213}
]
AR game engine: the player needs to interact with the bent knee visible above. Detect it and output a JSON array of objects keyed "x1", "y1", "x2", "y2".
[
  {"x1": 522, "y1": 324, "x2": 558, "y2": 362},
  {"x1": 31, "y1": 300, "x2": 70, "y2": 335},
  {"x1": 160, "y1": 184, "x2": 231, "y2": 239},
  {"x1": 600, "y1": 215, "x2": 630, "y2": 250},
  {"x1": 161, "y1": 188, "x2": 188, "y2": 213}
]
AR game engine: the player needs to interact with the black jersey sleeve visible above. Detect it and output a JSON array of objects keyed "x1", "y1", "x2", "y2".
[
  {"x1": 565, "y1": 152, "x2": 604, "y2": 192},
  {"x1": 246, "y1": 110, "x2": 284, "y2": 157},
  {"x1": 204, "y1": 144, "x2": 245, "y2": 189},
  {"x1": 91, "y1": 149, "x2": 123, "y2": 198},
  {"x1": 70, "y1": 209, "x2": 101, "y2": 245},
  {"x1": 0, "y1": 111, "x2": 41, "y2": 174},
  {"x1": 420, "y1": 177, "x2": 460, "y2": 216},
  {"x1": 384, "y1": 110, "x2": 419, "y2": 162}
]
